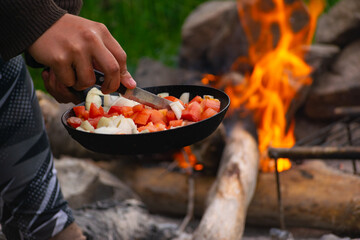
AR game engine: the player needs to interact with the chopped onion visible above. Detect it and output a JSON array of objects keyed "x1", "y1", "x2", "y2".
[
  {"x1": 94, "y1": 127, "x2": 121, "y2": 134},
  {"x1": 97, "y1": 117, "x2": 112, "y2": 128},
  {"x1": 104, "y1": 94, "x2": 119, "y2": 109},
  {"x1": 179, "y1": 92, "x2": 190, "y2": 104},
  {"x1": 85, "y1": 87, "x2": 103, "y2": 110},
  {"x1": 80, "y1": 120, "x2": 95, "y2": 132},
  {"x1": 157, "y1": 92, "x2": 169, "y2": 98},
  {"x1": 170, "y1": 101, "x2": 185, "y2": 120},
  {"x1": 111, "y1": 96, "x2": 139, "y2": 107}
]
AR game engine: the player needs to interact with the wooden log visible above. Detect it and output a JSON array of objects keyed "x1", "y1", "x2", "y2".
[
  {"x1": 192, "y1": 122, "x2": 259, "y2": 240},
  {"x1": 108, "y1": 159, "x2": 360, "y2": 234},
  {"x1": 247, "y1": 160, "x2": 360, "y2": 235}
]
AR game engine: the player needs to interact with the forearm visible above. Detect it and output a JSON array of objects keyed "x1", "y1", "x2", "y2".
[{"x1": 0, "y1": 0, "x2": 82, "y2": 61}]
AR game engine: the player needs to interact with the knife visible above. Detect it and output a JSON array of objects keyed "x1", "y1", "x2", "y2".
[{"x1": 93, "y1": 69, "x2": 172, "y2": 110}]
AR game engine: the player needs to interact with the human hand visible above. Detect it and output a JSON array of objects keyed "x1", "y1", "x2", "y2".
[
  {"x1": 42, "y1": 68, "x2": 82, "y2": 104},
  {"x1": 28, "y1": 13, "x2": 136, "y2": 102}
]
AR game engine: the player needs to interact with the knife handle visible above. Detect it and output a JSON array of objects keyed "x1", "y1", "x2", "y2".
[{"x1": 94, "y1": 69, "x2": 127, "y2": 95}]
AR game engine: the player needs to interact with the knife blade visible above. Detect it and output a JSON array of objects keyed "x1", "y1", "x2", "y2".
[{"x1": 94, "y1": 69, "x2": 172, "y2": 110}]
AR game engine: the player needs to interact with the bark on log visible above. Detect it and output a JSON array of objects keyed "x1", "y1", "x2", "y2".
[
  {"x1": 109, "y1": 160, "x2": 360, "y2": 234},
  {"x1": 247, "y1": 160, "x2": 360, "y2": 235},
  {"x1": 192, "y1": 122, "x2": 259, "y2": 240}
]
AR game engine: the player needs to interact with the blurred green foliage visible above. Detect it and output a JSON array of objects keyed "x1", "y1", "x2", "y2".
[{"x1": 30, "y1": 0, "x2": 341, "y2": 91}]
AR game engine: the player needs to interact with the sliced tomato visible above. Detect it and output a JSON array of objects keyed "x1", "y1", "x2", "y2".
[
  {"x1": 134, "y1": 109, "x2": 152, "y2": 126},
  {"x1": 133, "y1": 104, "x2": 145, "y2": 113},
  {"x1": 73, "y1": 106, "x2": 89, "y2": 119},
  {"x1": 104, "y1": 112, "x2": 119, "y2": 118},
  {"x1": 67, "y1": 117, "x2": 82, "y2": 128},
  {"x1": 169, "y1": 119, "x2": 183, "y2": 128},
  {"x1": 108, "y1": 106, "x2": 122, "y2": 115},
  {"x1": 201, "y1": 98, "x2": 221, "y2": 112},
  {"x1": 165, "y1": 96, "x2": 185, "y2": 107},
  {"x1": 89, "y1": 103, "x2": 104, "y2": 118},
  {"x1": 201, "y1": 107, "x2": 218, "y2": 120},
  {"x1": 88, "y1": 116, "x2": 102, "y2": 128},
  {"x1": 182, "y1": 101, "x2": 202, "y2": 122},
  {"x1": 121, "y1": 106, "x2": 134, "y2": 117},
  {"x1": 158, "y1": 109, "x2": 168, "y2": 116},
  {"x1": 138, "y1": 122, "x2": 166, "y2": 133},
  {"x1": 166, "y1": 110, "x2": 176, "y2": 122},
  {"x1": 150, "y1": 109, "x2": 167, "y2": 125},
  {"x1": 189, "y1": 95, "x2": 203, "y2": 104}
]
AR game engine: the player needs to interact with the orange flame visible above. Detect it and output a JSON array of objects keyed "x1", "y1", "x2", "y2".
[
  {"x1": 174, "y1": 146, "x2": 203, "y2": 172},
  {"x1": 203, "y1": 0, "x2": 324, "y2": 172}
]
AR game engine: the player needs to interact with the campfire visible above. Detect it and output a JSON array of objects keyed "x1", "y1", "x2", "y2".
[
  {"x1": 35, "y1": 0, "x2": 360, "y2": 239},
  {"x1": 202, "y1": 0, "x2": 324, "y2": 173}
]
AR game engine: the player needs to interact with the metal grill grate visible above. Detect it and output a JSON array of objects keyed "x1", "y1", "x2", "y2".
[{"x1": 267, "y1": 113, "x2": 360, "y2": 230}]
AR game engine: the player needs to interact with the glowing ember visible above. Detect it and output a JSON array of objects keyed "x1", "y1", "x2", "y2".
[
  {"x1": 202, "y1": 0, "x2": 324, "y2": 172},
  {"x1": 174, "y1": 146, "x2": 203, "y2": 172}
]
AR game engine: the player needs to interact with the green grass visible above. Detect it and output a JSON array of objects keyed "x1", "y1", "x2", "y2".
[{"x1": 29, "y1": 0, "x2": 341, "y2": 91}]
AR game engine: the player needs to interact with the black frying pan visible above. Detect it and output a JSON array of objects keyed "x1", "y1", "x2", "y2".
[{"x1": 61, "y1": 84, "x2": 230, "y2": 154}]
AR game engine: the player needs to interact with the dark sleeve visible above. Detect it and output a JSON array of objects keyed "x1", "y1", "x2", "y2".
[{"x1": 0, "y1": 0, "x2": 83, "y2": 61}]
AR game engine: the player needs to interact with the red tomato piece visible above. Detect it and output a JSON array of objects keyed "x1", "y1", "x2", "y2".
[
  {"x1": 88, "y1": 117, "x2": 102, "y2": 129},
  {"x1": 67, "y1": 117, "x2": 82, "y2": 128},
  {"x1": 138, "y1": 122, "x2": 157, "y2": 133},
  {"x1": 158, "y1": 109, "x2": 168, "y2": 116},
  {"x1": 73, "y1": 106, "x2": 89, "y2": 119},
  {"x1": 89, "y1": 103, "x2": 104, "y2": 118},
  {"x1": 121, "y1": 106, "x2": 134, "y2": 117},
  {"x1": 133, "y1": 104, "x2": 145, "y2": 113},
  {"x1": 201, "y1": 99, "x2": 221, "y2": 112},
  {"x1": 104, "y1": 112, "x2": 119, "y2": 118},
  {"x1": 165, "y1": 96, "x2": 185, "y2": 107},
  {"x1": 166, "y1": 110, "x2": 176, "y2": 122},
  {"x1": 201, "y1": 108, "x2": 218, "y2": 120},
  {"x1": 108, "y1": 106, "x2": 122, "y2": 115},
  {"x1": 182, "y1": 101, "x2": 202, "y2": 122},
  {"x1": 134, "y1": 109, "x2": 152, "y2": 126},
  {"x1": 138, "y1": 122, "x2": 167, "y2": 133},
  {"x1": 189, "y1": 95, "x2": 203, "y2": 104},
  {"x1": 150, "y1": 109, "x2": 167, "y2": 125},
  {"x1": 169, "y1": 119, "x2": 183, "y2": 128}
]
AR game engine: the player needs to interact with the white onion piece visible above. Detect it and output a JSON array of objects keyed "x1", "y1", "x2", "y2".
[
  {"x1": 76, "y1": 126, "x2": 88, "y2": 132},
  {"x1": 111, "y1": 96, "x2": 139, "y2": 107},
  {"x1": 117, "y1": 116, "x2": 138, "y2": 134},
  {"x1": 203, "y1": 95, "x2": 214, "y2": 99},
  {"x1": 170, "y1": 101, "x2": 185, "y2": 120},
  {"x1": 85, "y1": 87, "x2": 103, "y2": 110},
  {"x1": 94, "y1": 127, "x2": 121, "y2": 134},
  {"x1": 157, "y1": 92, "x2": 169, "y2": 98},
  {"x1": 104, "y1": 94, "x2": 119, "y2": 109},
  {"x1": 179, "y1": 92, "x2": 190, "y2": 104},
  {"x1": 97, "y1": 117, "x2": 112, "y2": 128},
  {"x1": 80, "y1": 120, "x2": 95, "y2": 132}
]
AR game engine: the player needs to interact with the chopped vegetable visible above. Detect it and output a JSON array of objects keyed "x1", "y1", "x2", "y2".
[
  {"x1": 179, "y1": 92, "x2": 190, "y2": 104},
  {"x1": 89, "y1": 103, "x2": 104, "y2": 118},
  {"x1": 67, "y1": 117, "x2": 82, "y2": 128},
  {"x1": 181, "y1": 101, "x2": 202, "y2": 122},
  {"x1": 157, "y1": 92, "x2": 169, "y2": 98},
  {"x1": 73, "y1": 106, "x2": 89, "y2": 120},
  {"x1": 170, "y1": 101, "x2": 185, "y2": 120},
  {"x1": 68, "y1": 87, "x2": 221, "y2": 134},
  {"x1": 85, "y1": 87, "x2": 103, "y2": 110}
]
